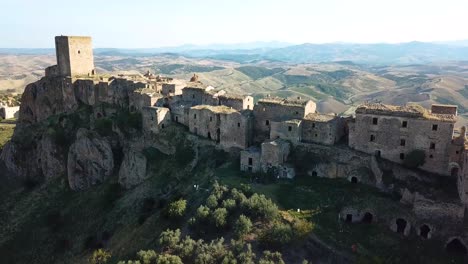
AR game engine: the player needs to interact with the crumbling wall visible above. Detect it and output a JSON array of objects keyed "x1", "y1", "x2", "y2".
[
  {"x1": 270, "y1": 119, "x2": 302, "y2": 143},
  {"x1": 240, "y1": 147, "x2": 261, "y2": 172}
]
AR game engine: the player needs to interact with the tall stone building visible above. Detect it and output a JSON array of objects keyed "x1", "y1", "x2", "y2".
[
  {"x1": 53, "y1": 36, "x2": 95, "y2": 77},
  {"x1": 348, "y1": 103, "x2": 457, "y2": 176}
]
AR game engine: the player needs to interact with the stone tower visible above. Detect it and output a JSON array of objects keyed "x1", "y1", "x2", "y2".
[{"x1": 55, "y1": 36, "x2": 95, "y2": 77}]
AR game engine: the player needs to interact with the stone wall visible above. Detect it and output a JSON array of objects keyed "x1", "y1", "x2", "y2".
[
  {"x1": 270, "y1": 119, "x2": 302, "y2": 143},
  {"x1": 142, "y1": 107, "x2": 171, "y2": 134},
  {"x1": 45, "y1": 65, "x2": 59, "y2": 77},
  {"x1": 301, "y1": 114, "x2": 345, "y2": 145},
  {"x1": 260, "y1": 139, "x2": 290, "y2": 169},
  {"x1": 188, "y1": 105, "x2": 251, "y2": 150},
  {"x1": 349, "y1": 113, "x2": 455, "y2": 175},
  {"x1": 240, "y1": 147, "x2": 261, "y2": 172},
  {"x1": 55, "y1": 36, "x2": 95, "y2": 77},
  {"x1": 253, "y1": 99, "x2": 316, "y2": 143},
  {"x1": 218, "y1": 95, "x2": 254, "y2": 111}
]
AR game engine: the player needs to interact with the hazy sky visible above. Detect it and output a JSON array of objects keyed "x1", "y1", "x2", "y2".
[{"x1": 1, "y1": 0, "x2": 467, "y2": 48}]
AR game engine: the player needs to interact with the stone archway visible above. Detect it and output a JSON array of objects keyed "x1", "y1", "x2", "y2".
[
  {"x1": 396, "y1": 218, "x2": 407, "y2": 233},
  {"x1": 362, "y1": 212, "x2": 373, "y2": 224},
  {"x1": 445, "y1": 237, "x2": 468, "y2": 255},
  {"x1": 418, "y1": 224, "x2": 432, "y2": 239},
  {"x1": 390, "y1": 217, "x2": 411, "y2": 236},
  {"x1": 351, "y1": 176, "x2": 358, "y2": 184},
  {"x1": 449, "y1": 162, "x2": 460, "y2": 177}
]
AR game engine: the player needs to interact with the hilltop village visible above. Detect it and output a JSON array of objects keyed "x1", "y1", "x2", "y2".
[{"x1": 5, "y1": 36, "x2": 468, "y2": 253}]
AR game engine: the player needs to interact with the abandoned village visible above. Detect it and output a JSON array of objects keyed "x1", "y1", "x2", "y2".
[{"x1": 9, "y1": 36, "x2": 468, "y2": 253}]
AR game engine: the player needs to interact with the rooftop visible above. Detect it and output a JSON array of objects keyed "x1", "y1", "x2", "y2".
[
  {"x1": 191, "y1": 104, "x2": 237, "y2": 114},
  {"x1": 185, "y1": 82, "x2": 207, "y2": 89},
  {"x1": 304, "y1": 113, "x2": 337, "y2": 122},
  {"x1": 356, "y1": 103, "x2": 457, "y2": 122},
  {"x1": 258, "y1": 97, "x2": 311, "y2": 107},
  {"x1": 218, "y1": 93, "x2": 247, "y2": 100}
]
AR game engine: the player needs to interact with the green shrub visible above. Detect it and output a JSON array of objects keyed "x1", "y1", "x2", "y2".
[
  {"x1": 221, "y1": 199, "x2": 236, "y2": 210},
  {"x1": 260, "y1": 222, "x2": 293, "y2": 249},
  {"x1": 167, "y1": 199, "x2": 186, "y2": 218},
  {"x1": 259, "y1": 251, "x2": 285, "y2": 264},
  {"x1": 155, "y1": 254, "x2": 183, "y2": 264},
  {"x1": 89, "y1": 249, "x2": 112, "y2": 264},
  {"x1": 292, "y1": 219, "x2": 314, "y2": 239},
  {"x1": 137, "y1": 250, "x2": 157, "y2": 264},
  {"x1": 403, "y1": 149, "x2": 426, "y2": 168},
  {"x1": 159, "y1": 229, "x2": 181, "y2": 249},
  {"x1": 234, "y1": 215, "x2": 252, "y2": 238}
]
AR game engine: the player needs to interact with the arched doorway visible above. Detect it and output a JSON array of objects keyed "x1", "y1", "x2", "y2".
[
  {"x1": 419, "y1": 224, "x2": 431, "y2": 239},
  {"x1": 345, "y1": 214, "x2": 353, "y2": 223},
  {"x1": 396, "y1": 218, "x2": 407, "y2": 234},
  {"x1": 351, "y1": 176, "x2": 358, "y2": 184},
  {"x1": 362, "y1": 212, "x2": 373, "y2": 224},
  {"x1": 451, "y1": 167, "x2": 459, "y2": 177},
  {"x1": 446, "y1": 238, "x2": 468, "y2": 255}
]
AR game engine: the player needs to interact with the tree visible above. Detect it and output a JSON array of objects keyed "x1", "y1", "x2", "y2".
[
  {"x1": 167, "y1": 199, "x2": 186, "y2": 218},
  {"x1": 137, "y1": 250, "x2": 157, "y2": 264},
  {"x1": 234, "y1": 215, "x2": 252, "y2": 238},
  {"x1": 222, "y1": 199, "x2": 237, "y2": 210},
  {"x1": 159, "y1": 229, "x2": 181, "y2": 249},
  {"x1": 155, "y1": 254, "x2": 183, "y2": 264},
  {"x1": 89, "y1": 249, "x2": 112, "y2": 264},
  {"x1": 196, "y1": 205, "x2": 210, "y2": 219},
  {"x1": 242, "y1": 194, "x2": 279, "y2": 220},
  {"x1": 206, "y1": 194, "x2": 218, "y2": 208},
  {"x1": 259, "y1": 251, "x2": 285, "y2": 264},
  {"x1": 212, "y1": 208, "x2": 228, "y2": 228},
  {"x1": 403, "y1": 150, "x2": 426, "y2": 168}
]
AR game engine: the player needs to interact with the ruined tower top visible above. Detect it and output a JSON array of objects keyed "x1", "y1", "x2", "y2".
[{"x1": 55, "y1": 36, "x2": 95, "y2": 77}]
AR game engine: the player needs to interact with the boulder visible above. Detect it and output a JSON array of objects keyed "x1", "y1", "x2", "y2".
[
  {"x1": 118, "y1": 149, "x2": 147, "y2": 188},
  {"x1": 67, "y1": 128, "x2": 114, "y2": 191}
]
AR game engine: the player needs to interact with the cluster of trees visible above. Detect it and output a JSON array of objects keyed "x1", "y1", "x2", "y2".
[
  {"x1": 114, "y1": 183, "x2": 313, "y2": 264},
  {"x1": 117, "y1": 229, "x2": 310, "y2": 264}
]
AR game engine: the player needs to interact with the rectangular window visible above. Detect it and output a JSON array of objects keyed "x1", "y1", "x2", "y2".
[
  {"x1": 400, "y1": 139, "x2": 406, "y2": 146},
  {"x1": 372, "y1": 117, "x2": 378, "y2": 125},
  {"x1": 315, "y1": 133, "x2": 318, "y2": 137},
  {"x1": 248, "y1": 157, "x2": 253, "y2": 165},
  {"x1": 432, "y1": 124, "x2": 438, "y2": 131},
  {"x1": 288, "y1": 126, "x2": 292, "y2": 131},
  {"x1": 430, "y1": 142, "x2": 436, "y2": 149},
  {"x1": 400, "y1": 153, "x2": 405, "y2": 160},
  {"x1": 312, "y1": 123, "x2": 316, "y2": 128},
  {"x1": 266, "y1": 120, "x2": 270, "y2": 126},
  {"x1": 210, "y1": 116, "x2": 212, "y2": 122},
  {"x1": 402, "y1": 121, "x2": 407, "y2": 128},
  {"x1": 194, "y1": 114, "x2": 197, "y2": 119},
  {"x1": 237, "y1": 123, "x2": 240, "y2": 127},
  {"x1": 370, "y1": 134, "x2": 375, "y2": 142}
]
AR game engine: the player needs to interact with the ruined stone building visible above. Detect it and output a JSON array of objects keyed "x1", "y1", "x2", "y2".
[
  {"x1": 348, "y1": 103, "x2": 457, "y2": 176},
  {"x1": 253, "y1": 97, "x2": 316, "y2": 143},
  {"x1": 142, "y1": 107, "x2": 171, "y2": 134},
  {"x1": 188, "y1": 105, "x2": 253, "y2": 149},
  {"x1": 301, "y1": 113, "x2": 347, "y2": 145},
  {"x1": 0, "y1": 106, "x2": 20, "y2": 119}
]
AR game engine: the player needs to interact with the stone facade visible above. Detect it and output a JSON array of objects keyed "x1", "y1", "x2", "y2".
[
  {"x1": 301, "y1": 113, "x2": 345, "y2": 145},
  {"x1": 270, "y1": 119, "x2": 302, "y2": 143},
  {"x1": 253, "y1": 97, "x2": 316, "y2": 143},
  {"x1": 348, "y1": 103, "x2": 457, "y2": 176},
  {"x1": 260, "y1": 139, "x2": 290, "y2": 170},
  {"x1": 55, "y1": 36, "x2": 95, "y2": 77},
  {"x1": 217, "y1": 94, "x2": 254, "y2": 111},
  {"x1": 188, "y1": 105, "x2": 252, "y2": 149},
  {"x1": 240, "y1": 147, "x2": 261, "y2": 172},
  {"x1": 142, "y1": 107, "x2": 171, "y2": 134}
]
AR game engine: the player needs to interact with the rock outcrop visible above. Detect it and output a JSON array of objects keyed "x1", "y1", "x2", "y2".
[
  {"x1": 118, "y1": 149, "x2": 147, "y2": 188},
  {"x1": 19, "y1": 77, "x2": 77, "y2": 124},
  {"x1": 38, "y1": 136, "x2": 65, "y2": 180},
  {"x1": 67, "y1": 128, "x2": 114, "y2": 191}
]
